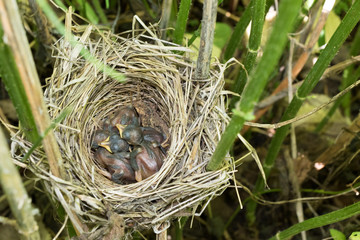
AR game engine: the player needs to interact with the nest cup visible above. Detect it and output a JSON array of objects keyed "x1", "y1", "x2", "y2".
[{"x1": 11, "y1": 21, "x2": 233, "y2": 235}]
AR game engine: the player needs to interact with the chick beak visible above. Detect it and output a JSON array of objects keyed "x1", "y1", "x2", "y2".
[
  {"x1": 99, "y1": 137, "x2": 112, "y2": 153},
  {"x1": 116, "y1": 124, "x2": 126, "y2": 138},
  {"x1": 135, "y1": 170, "x2": 142, "y2": 182}
]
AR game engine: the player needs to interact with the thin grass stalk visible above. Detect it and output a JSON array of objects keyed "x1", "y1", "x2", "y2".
[
  {"x1": 141, "y1": 0, "x2": 156, "y2": 19},
  {"x1": 206, "y1": 0, "x2": 302, "y2": 171},
  {"x1": 242, "y1": 0, "x2": 332, "y2": 134},
  {"x1": 91, "y1": 0, "x2": 108, "y2": 24},
  {"x1": 159, "y1": 0, "x2": 173, "y2": 39},
  {"x1": 21, "y1": 108, "x2": 70, "y2": 162},
  {"x1": 0, "y1": 24, "x2": 39, "y2": 142},
  {"x1": 188, "y1": 26, "x2": 200, "y2": 46},
  {"x1": 175, "y1": 217, "x2": 188, "y2": 240},
  {"x1": 222, "y1": 0, "x2": 253, "y2": 62},
  {"x1": 246, "y1": 0, "x2": 360, "y2": 225},
  {"x1": 269, "y1": 200, "x2": 360, "y2": 240},
  {"x1": 53, "y1": 0, "x2": 66, "y2": 10},
  {"x1": 229, "y1": 0, "x2": 266, "y2": 109},
  {"x1": 0, "y1": 0, "x2": 88, "y2": 234},
  {"x1": 75, "y1": 0, "x2": 99, "y2": 24},
  {"x1": 0, "y1": 0, "x2": 65, "y2": 178},
  {"x1": 173, "y1": 0, "x2": 191, "y2": 45},
  {"x1": 195, "y1": 0, "x2": 217, "y2": 79},
  {"x1": 0, "y1": 127, "x2": 40, "y2": 240},
  {"x1": 187, "y1": 0, "x2": 226, "y2": 47}
]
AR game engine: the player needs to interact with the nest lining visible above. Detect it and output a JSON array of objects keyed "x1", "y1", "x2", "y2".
[{"x1": 11, "y1": 23, "x2": 235, "y2": 233}]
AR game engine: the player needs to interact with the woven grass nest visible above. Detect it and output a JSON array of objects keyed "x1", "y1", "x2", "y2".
[{"x1": 11, "y1": 19, "x2": 236, "y2": 236}]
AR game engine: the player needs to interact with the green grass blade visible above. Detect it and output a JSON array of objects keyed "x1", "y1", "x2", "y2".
[
  {"x1": 188, "y1": 26, "x2": 201, "y2": 46},
  {"x1": 173, "y1": 0, "x2": 192, "y2": 45},
  {"x1": 269, "y1": 201, "x2": 360, "y2": 240},
  {"x1": 53, "y1": 0, "x2": 67, "y2": 10},
  {"x1": 74, "y1": 0, "x2": 99, "y2": 24},
  {"x1": 229, "y1": 0, "x2": 266, "y2": 109},
  {"x1": 206, "y1": 0, "x2": 302, "y2": 171},
  {"x1": 21, "y1": 107, "x2": 71, "y2": 162},
  {"x1": 0, "y1": 23, "x2": 40, "y2": 142},
  {"x1": 91, "y1": 0, "x2": 108, "y2": 24},
  {"x1": 222, "y1": 0, "x2": 253, "y2": 62},
  {"x1": 142, "y1": 0, "x2": 156, "y2": 19},
  {"x1": 247, "y1": 0, "x2": 360, "y2": 225}
]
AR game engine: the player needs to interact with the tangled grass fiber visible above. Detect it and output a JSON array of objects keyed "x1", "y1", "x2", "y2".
[{"x1": 11, "y1": 17, "x2": 239, "y2": 236}]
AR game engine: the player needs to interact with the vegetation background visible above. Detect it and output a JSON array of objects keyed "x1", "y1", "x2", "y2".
[{"x1": 0, "y1": 0, "x2": 360, "y2": 239}]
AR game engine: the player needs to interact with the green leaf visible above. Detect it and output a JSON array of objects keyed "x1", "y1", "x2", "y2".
[
  {"x1": 222, "y1": 0, "x2": 253, "y2": 62},
  {"x1": 269, "y1": 201, "x2": 360, "y2": 240},
  {"x1": 349, "y1": 232, "x2": 360, "y2": 240},
  {"x1": 173, "y1": 0, "x2": 192, "y2": 45},
  {"x1": 330, "y1": 229, "x2": 346, "y2": 240}
]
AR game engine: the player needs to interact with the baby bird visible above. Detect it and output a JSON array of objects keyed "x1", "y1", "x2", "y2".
[
  {"x1": 120, "y1": 124, "x2": 143, "y2": 145},
  {"x1": 141, "y1": 127, "x2": 168, "y2": 154},
  {"x1": 120, "y1": 124, "x2": 157, "y2": 163},
  {"x1": 99, "y1": 133, "x2": 130, "y2": 153},
  {"x1": 111, "y1": 106, "x2": 140, "y2": 131},
  {"x1": 130, "y1": 145, "x2": 164, "y2": 182},
  {"x1": 91, "y1": 130, "x2": 111, "y2": 149},
  {"x1": 101, "y1": 116, "x2": 118, "y2": 133},
  {"x1": 94, "y1": 148, "x2": 135, "y2": 183}
]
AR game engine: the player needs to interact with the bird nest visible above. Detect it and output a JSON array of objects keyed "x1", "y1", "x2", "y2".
[{"x1": 11, "y1": 18, "x2": 237, "y2": 237}]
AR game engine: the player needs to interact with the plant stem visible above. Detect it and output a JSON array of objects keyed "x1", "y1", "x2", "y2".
[
  {"x1": 0, "y1": 127, "x2": 40, "y2": 240},
  {"x1": 207, "y1": 0, "x2": 302, "y2": 171},
  {"x1": 175, "y1": 217, "x2": 188, "y2": 240},
  {"x1": 229, "y1": 0, "x2": 266, "y2": 109},
  {"x1": 269, "y1": 201, "x2": 360, "y2": 240},
  {"x1": 1, "y1": 0, "x2": 88, "y2": 234},
  {"x1": 0, "y1": 24, "x2": 39, "y2": 142},
  {"x1": 246, "y1": 0, "x2": 360, "y2": 226},
  {"x1": 0, "y1": 0, "x2": 65, "y2": 179},
  {"x1": 173, "y1": 0, "x2": 192, "y2": 45},
  {"x1": 241, "y1": 0, "x2": 330, "y2": 134},
  {"x1": 222, "y1": 0, "x2": 253, "y2": 62},
  {"x1": 91, "y1": 0, "x2": 108, "y2": 24},
  {"x1": 74, "y1": 0, "x2": 99, "y2": 24},
  {"x1": 195, "y1": 0, "x2": 217, "y2": 79}
]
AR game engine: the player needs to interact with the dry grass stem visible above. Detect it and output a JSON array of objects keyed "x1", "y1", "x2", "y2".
[{"x1": 0, "y1": 128, "x2": 40, "y2": 240}]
